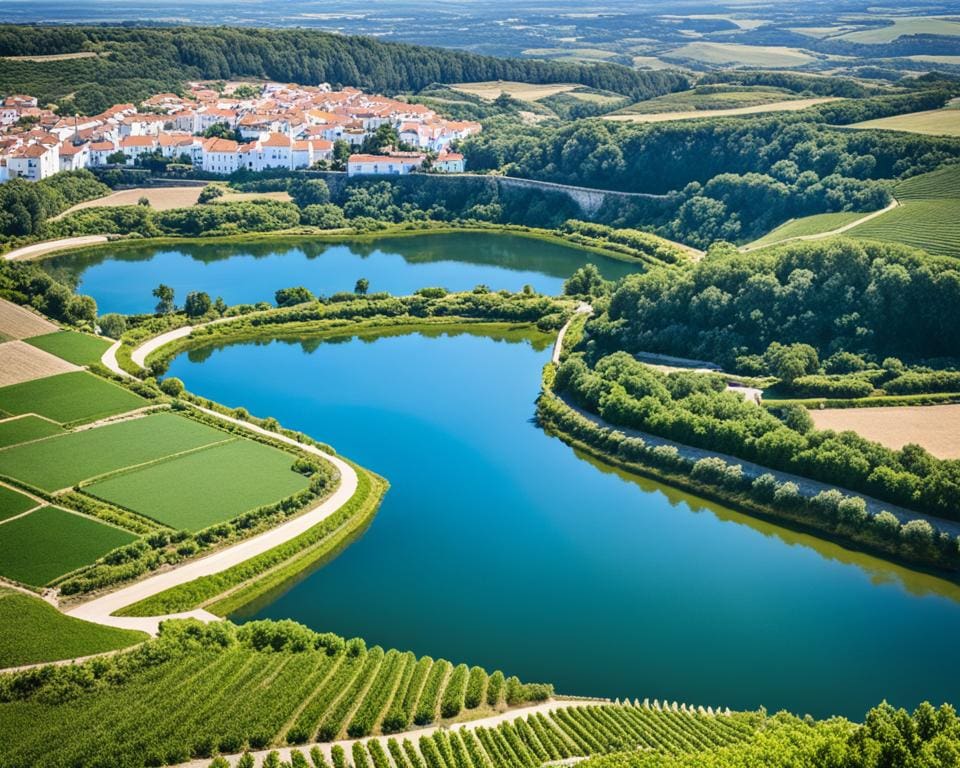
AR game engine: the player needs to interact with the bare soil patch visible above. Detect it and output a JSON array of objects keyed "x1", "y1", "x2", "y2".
[
  {"x1": 0, "y1": 300, "x2": 58, "y2": 340},
  {"x1": 810, "y1": 404, "x2": 960, "y2": 459},
  {"x1": 0, "y1": 341, "x2": 80, "y2": 387}
]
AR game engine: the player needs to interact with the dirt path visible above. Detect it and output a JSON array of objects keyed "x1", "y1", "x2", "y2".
[
  {"x1": 552, "y1": 303, "x2": 592, "y2": 364},
  {"x1": 741, "y1": 199, "x2": 900, "y2": 252},
  {"x1": 562, "y1": 396, "x2": 960, "y2": 537},
  {"x1": 2, "y1": 235, "x2": 109, "y2": 262},
  {"x1": 64, "y1": 405, "x2": 358, "y2": 635}
]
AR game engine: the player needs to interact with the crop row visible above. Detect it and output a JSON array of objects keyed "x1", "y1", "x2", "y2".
[
  {"x1": 331, "y1": 704, "x2": 760, "y2": 768},
  {"x1": 0, "y1": 620, "x2": 560, "y2": 767}
]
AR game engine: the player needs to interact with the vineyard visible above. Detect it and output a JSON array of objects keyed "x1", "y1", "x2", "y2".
[
  {"x1": 850, "y1": 164, "x2": 960, "y2": 258},
  {"x1": 217, "y1": 701, "x2": 759, "y2": 768},
  {"x1": 0, "y1": 620, "x2": 554, "y2": 767}
]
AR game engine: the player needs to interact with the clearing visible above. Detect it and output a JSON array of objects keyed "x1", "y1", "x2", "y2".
[
  {"x1": 810, "y1": 404, "x2": 960, "y2": 459},
  {"x1": 835, "y1": 16, "x2": 960, "y2": 44},
  {"x1": 25, "y1": 330, "x2": 113, "y2": 367},
  {"x1": 85, "y1": 438, "x2": 311, "y2": 532},
  {"x1": 847, "y1": 106, "x2": 960, "y2": 137},
  {"x1": 605, "y1": 98, "x2": 837, "y2": 123},
  {"x1": 0, "y1": 370, "x2": 145, "y2": 425},
  {"x1": 55, "y1": 186, "x2": 205, "y2": 218},
  {"x1": 0, "y1": 415, "x2": 63, "y2": 449},
  {"x1": 0, "y1": 588, "x2": 145, "y2": 668},
  {"x1": 0, "y1": 506, "x2": 136, "y2": 587},
  {"x1": 450, "y1": 81, "x2": 580, "y2": 101},
  {"x1": 0, "y1": 340, "x2": 80, "y2": 387},
  {"x1": 0, "y1": 484, "x2": 38, "y2": 522},
  {"x1": 614, "y1": 86, "x2": 805, "y2": 115},
  {"x1": 0, "y1": 411, "x2": 226, "y2": 492},
  {"x1": 746, "y1": 211, "x2": 869, "y2": 248},
  {"x1": 849, "y1": 164, "x2": 960, "y2": 259},
  {"x1": 1, "y1": 51, "x2": 99, "y2": 62},
  {"x1": 662, "y1": 42, "x2": 816, "y2": 68},
  {"x1": 0, "y1": 299, "x2": 57, "y2": 339}
]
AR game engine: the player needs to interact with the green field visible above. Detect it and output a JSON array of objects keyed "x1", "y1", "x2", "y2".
[
  {"x1": 0, "y1": 484, "x2": 37, "y2": 521},
  {"x1": 836, "y1": 16, "x2": 960, "y2": 44},
  {"x1": 0, "y1": 506, "x2": 136, "y2": 586},
  {"x1": 25, "y1": 330, "x2": 112, "y2": 367},
  {"x1": 86, "y1": 439, "x2": 311, "y2": 532},
  {"x1": 0, "y1": 371, "x2": 145, "y2": 425},
  {"x1": 849, "y1": 107, "x2": 960, "y2": 137},
  {"x1": 850, "y1": 165, "x2": 960, "y2": 258},
  {"x1": 0, "y1": 588, "x2": 145, "y2": 667},
  {"x1": 0, "y1": 412, "x2": 227, "y2": 492},
  {"x1": 749, "y1": 211, "x2": 866, "y2": 247},
  {"x1": 662, "y1": 42, "x2": 815, "y2": 68},
  {"x1": 0, "y1": 415, "x2": 63, "y2": 448},
  {"x1": 616, "y1": 86, "x2": 802, "y2": 115}
]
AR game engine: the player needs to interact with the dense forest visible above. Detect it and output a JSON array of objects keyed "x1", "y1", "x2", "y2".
[
  {"x1": 587, "y1": 238, "x2": 960, "y2": 367},
  {"x1": 0, "y1": 25, "x2": 689, "y2": 114},
  {"x1": 462, "y1": 89, "x2": 960, "y2": 243}
]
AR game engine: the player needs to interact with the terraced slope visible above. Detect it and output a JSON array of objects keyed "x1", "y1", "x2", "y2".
[{"x1": 850, "y1": 164, "x2": 960, "y2": 258}]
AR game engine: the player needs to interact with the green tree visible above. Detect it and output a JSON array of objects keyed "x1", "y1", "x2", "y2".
[
  {"x1": 184, "y1": 291, "x2": 212, "y2": 317},
  {"x1": 152, "y1": 284, "x2": 176, "y2": 315},
  {"x1": 275, "y1": 286, "x2": 316, "y2": 307},
  {"x1": 98, "y1": 313, "x2": 127, "y2": 339},
  {"x1": 106, "y1": 151, "x2": 128, "y2": 165},
  {"x1": 332, "y1": 140, "x2": 351, "y2": 170},
  {"x1": 159, "y1": 377, "x2": 185, "y2": 397},
  {"x1": 355, "y1": 278, "x2": 370, "y2": 295},
  {"x1": 563, "y1": 264, "x2": 608, "y2": 298}
]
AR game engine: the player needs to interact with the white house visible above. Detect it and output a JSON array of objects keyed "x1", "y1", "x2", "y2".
[
  {"x1": 119, "y1": 135, "x2": 158, "y2": 164},
  {"x1": 434, "y1": 151, "x2": 465, "y2": 173},
  {"x1": 202, "y1": 137, "x2": 240, "y2": 174},
  {"x1": 58, "y1": 140, "x2": 90, "y2": 171},
  {"x1": 7, "y1": 141, "x2": 59, "y2": 180},
  {"x1": 347, "y1": 153, "x2": 425, "y2": 176},
  {"x1": 292, "y1": 138, "x2": 333, "y2": 169}
]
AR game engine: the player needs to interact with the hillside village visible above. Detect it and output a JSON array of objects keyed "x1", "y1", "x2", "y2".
[{"x1": 0, "y1": 81, "x2": 480, "y2": 182}]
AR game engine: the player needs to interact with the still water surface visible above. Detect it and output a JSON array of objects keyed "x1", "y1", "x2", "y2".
[
  {"x1": 166, "y1": 328, "x2": 960, "y2": 720},
  {"x1": 45, "y1": 232, "x2": 637, "y2": 314}
]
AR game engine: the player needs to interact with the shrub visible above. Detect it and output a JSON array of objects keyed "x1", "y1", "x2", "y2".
[
  {"x1": 486, "y1": 670, "x2": 505, "y2": 706},
  {"x1": 440, "y1": 663, "x2": 468, "y2": 719}
]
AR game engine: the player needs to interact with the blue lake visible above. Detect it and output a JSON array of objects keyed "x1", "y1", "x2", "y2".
[
  {"x1": 166, "y1": 327, "x2": 960, "y2": 720},
  {"x1": 45, "y1": 232, "x2": 637, "y2": 315}
]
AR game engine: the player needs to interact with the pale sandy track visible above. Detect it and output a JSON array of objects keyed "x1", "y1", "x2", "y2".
[{"x1": 2, "y1": 235, "x2": 109, "y2": 262}]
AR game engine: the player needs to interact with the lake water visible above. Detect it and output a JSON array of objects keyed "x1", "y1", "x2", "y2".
[
  {"x1": 44, "y1": 232, "x2": 637, "y2": 314},
  {"x1": 166, "y1": 327, "x2": 960, "y2": 721}
]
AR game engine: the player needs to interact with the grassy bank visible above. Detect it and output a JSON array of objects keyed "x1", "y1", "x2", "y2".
[
  {"x1": 117, "y1": 463, "x2": 386, "y2": 617},
  {"x1": 140, "y1": 317, "x2": 554, "y2": 371},
  {"x1": 25, "y1": 219, "x2": 673, "y2": 270}
]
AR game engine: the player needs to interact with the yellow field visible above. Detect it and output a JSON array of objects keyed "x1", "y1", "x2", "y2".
[
  {"x1": 0, "y1": 341, "x2": 79, "y2": 387},
  {"x1": 848, "y1": 107, "x2": 960, "y2": 137},
  {"x1": 219, "y1": 190, "x2": 292, "y2": 203},
  {"x1": 810, "y1": 404, "x2": 960, "y2": 459},
  {"x1": 56, "y1": 187, "x2": 205, "y2": 218},
  {"x1": 663, "y1": 42, "x2": 816, "y2": 68},
  {"x1": 0, "y1": 299, "x2": 58, "y2": 341},
  {"x1": 837, "y1": 16, "x2": 960, "y2": 44},
  {"x1": 604, "y1": 98, "x2": 837, "y2": 123},
  {"x1": 2, "y1": 52, "x2": 99, "y2": 62},
  {"x1": 631, "y1": 56, "x2": 676, "y2": 70},
  {"x1": 450, "y1": 81, "x2": 580, "y2": 102}
]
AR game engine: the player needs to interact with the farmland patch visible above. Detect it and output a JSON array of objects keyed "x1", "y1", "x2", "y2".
[{"x1": 0, "y1": 506, "x2": 136, "y2": 586}]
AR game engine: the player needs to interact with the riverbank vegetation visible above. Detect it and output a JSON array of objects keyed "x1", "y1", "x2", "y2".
[
  {"x1": 538, "y1": 370, "x2": 960, "y2": 572},
  {"x1": 578, "y1": 700, "x2": 960, "y2": 768},
  {"x1": 0, "y1": 618, "x2": 553, "y2": 766}
]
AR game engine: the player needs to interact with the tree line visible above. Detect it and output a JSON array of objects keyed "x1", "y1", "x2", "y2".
[{"x1": 0, "y1": 25, "x2": 689, "y2": 114}]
